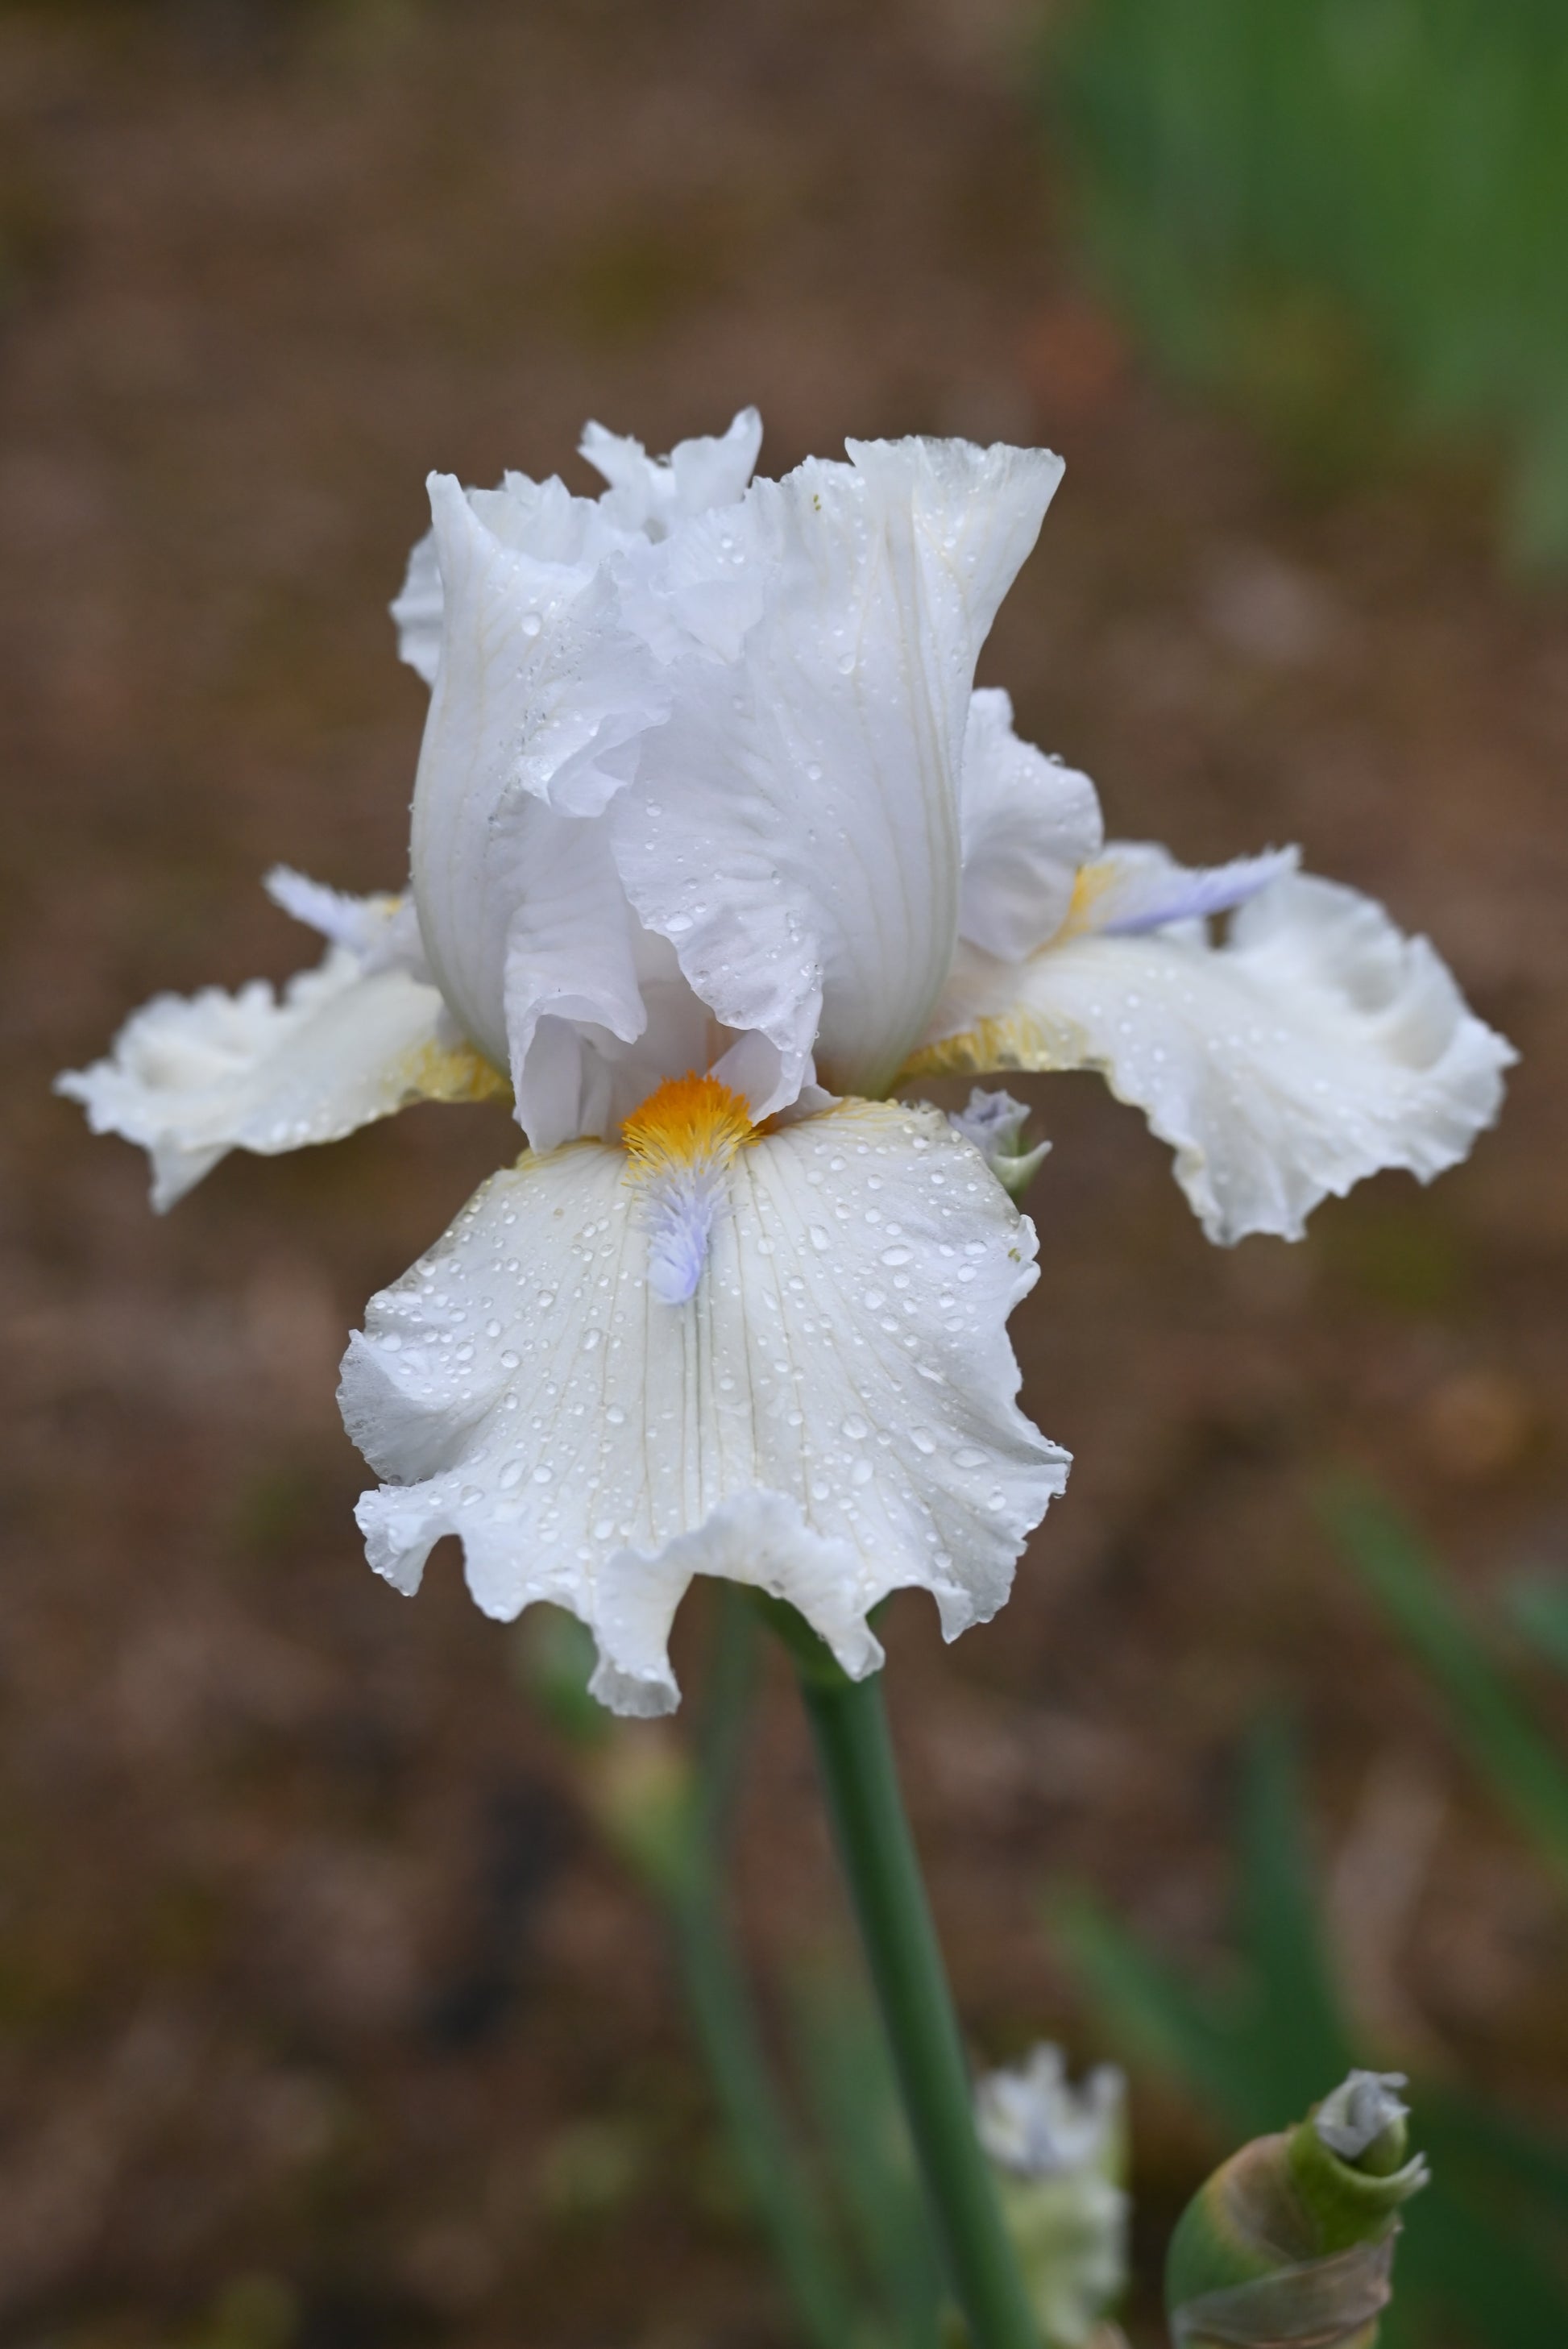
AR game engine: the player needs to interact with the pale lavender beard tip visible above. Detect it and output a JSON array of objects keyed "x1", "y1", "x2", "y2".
[{"x1": 641, "y1": 1164, "x2": 730, "y2": 1305}]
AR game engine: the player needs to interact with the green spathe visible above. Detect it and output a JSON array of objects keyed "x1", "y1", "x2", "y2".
[{"x1": 1165, "y1": 2073, "x2": 1428, "y2": 2349}]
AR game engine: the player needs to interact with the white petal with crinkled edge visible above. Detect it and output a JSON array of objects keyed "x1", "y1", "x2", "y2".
[
  {"x1": 613, "y1": 438, "x2": 1065, "y2": 1117},
  {"x1": 394, "y1": 471, "x2": 635, "y2": 685},
  {"x1": 390, "y1": 530, "x2": 445, "y2": 687},
  {"x1": 339, "y1": 1098, "x2": 1068, "y2": 1716},
  {"x1": 392, "y1": 413, "x2": 763, "y2": 685},
  {"x1": 906, "y1": 873, "x2": 1514, "y2": 1243},
  {"x1": 409, "y1": 472, "x2": 670, "y2": 1071},
  {"x1": 57, "y1": 947, "x2": 505, "y2": 1211},
  {"x1": 959, "y1": 688, "x2": 1103, "y2": 962},
  {"x1": 580, "y1": 407, "x2": 763, "y2": 539}
]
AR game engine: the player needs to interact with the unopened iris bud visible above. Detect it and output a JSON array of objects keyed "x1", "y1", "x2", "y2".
[
  {"x1": 950, "y1": 1087, "x2": 1052, "y2": 1200},
  {"x1": 1166, "y1": 2071, "x2": 1429, "y2": 2349},
  {"x1": 973, "y1": 2044, "x2": 1129, "y2": 2348}
]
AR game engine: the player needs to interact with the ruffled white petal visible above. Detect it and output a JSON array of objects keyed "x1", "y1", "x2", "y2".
[
  {"x1": 57, "y1": 940, "x2": 502, "y2": 1212},
  {"x1": 580, "y1": 406, "x2": 763, "y2": 538},
  {"x1": 614, "y1": 438, "x2": 1065, "y2": 1114},
  {"x1": 390, "y1": 527, "x2": 445, "y2": 686},
  {"x1": 338, "y1": 1098, "x2": 1068, "y2": 1715},
  {"x1": 394, "y1": 472, "x2": 632, "y2": 685},
  {"x1": 392, "y1": 413, "x2": 761, "y2": 685},
  {"x1": 959, "y1": 688, "x2": 1103, "y2": 962},
  {"x1": 910, "y1": 873, "x2": 1514, "y2": 1243},
  {"x1": 409, "y1": 471, "x2": 670, "y2": 1071}
]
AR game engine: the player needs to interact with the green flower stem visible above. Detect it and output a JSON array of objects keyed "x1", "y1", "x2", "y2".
[
  {"x1": 768, "y1": 1600, "x2": 1043, "y2": 2349},
  {"x1": 668, "y1": 1591, "x2": 857, "y2": 2349}
]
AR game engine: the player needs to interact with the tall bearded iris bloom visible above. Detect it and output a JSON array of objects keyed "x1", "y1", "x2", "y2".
[{"x1": 60, "y1": 411, "x2": 1512, "y2": 1715}]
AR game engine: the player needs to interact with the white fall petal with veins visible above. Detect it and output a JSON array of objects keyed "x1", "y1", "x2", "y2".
[
  {"x1": 340, "y1": 1099, "x2": 1066, "y2": 1716},
  {"x1": 911, "y1": 857, "x2": 1514, "y2": 1243},
  {"x1": 58, "y1": 408, "x2": 1514, "y2": 1707}
]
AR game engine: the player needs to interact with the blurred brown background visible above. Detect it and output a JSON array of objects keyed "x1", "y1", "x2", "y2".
[{"x1": 2, "y1": 2, "x2": 1564, "y2": 2343}]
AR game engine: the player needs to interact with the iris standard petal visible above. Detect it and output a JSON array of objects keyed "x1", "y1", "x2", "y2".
[
  {"x1": 392, "y1": 463, "x2": 644, "y2": 686},
  {"x1": 409, "y1": 471, "x2": 670, "y2": 1070},
  {"x1": 496, "y1": 802, "x2": 646, "y2": 1145},
  {"x1": 393, "y1": 413, "x2": 762, "y2": 683},
  {"x1": 579, "y1": 406, "x2": 764, "y2": 538},
  {"x1": 958, "y1": 687, "x2": 1103, "y2": 962},
  {"x1": 612, "y1": 438, "x2": 1065, "y2": 1116},
  {"x1": 906, "y1": 871, "x2": 1514, "y2": 1243},
  {"x1": 338, "y1": 1098, "x2": 1068, "y2": 1715},
  {"x1": 57, "y1": 944, "x2": 503, "y2": 1212}
]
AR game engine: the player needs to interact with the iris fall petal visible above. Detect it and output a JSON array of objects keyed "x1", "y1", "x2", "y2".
[
  {"x1": 338, "y1": 1098, "x2": 1068, "y2": 1715},
  {"x1": 911, "y1": 871, "x2": 1514, "y2": 1243}
]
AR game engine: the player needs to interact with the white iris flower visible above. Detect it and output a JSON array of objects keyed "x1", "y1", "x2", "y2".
[{"x1": 60, "y1": 411, "x2": 1512, "y2": 1713}]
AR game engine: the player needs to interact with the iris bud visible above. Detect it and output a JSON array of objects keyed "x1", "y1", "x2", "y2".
[
  {"x1": 1165, "y1": 2071, "x2": 1429, "y2": 2348},
  {"x1": 949, "y1": 1087, "x2": 1052, "y2": 1201}
]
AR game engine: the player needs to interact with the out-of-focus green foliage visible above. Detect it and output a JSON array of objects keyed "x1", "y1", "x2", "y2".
[
  {"x1": 1050, "y1": 1721, "x2": 1568, "y2": 2347},
  {"x1": 521, "y1": 1599, "x2": 944, "y2": 2349},
  {"x1": 788, "y1": 1964, "x2": 947, "y2": 2349},
  {"x1": 1508, "y1": 1575, "x2": 1568, "y2": 1678},
  {"x1": 1047, "y1": 0, "x2": 1568, "y2": 563},
  {"x1": 1322, "y1": 1480, "x2": 1568, "y2": 1884}
]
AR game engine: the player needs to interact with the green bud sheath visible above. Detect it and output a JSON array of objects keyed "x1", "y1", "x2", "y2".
[{"x1": 1165, "y1": 2075, "x2": 1428, "y2": 2348}]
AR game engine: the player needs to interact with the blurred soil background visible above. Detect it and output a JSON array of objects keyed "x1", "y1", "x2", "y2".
[{"x1": 2, "y1": 1, "x2": 1566, "y2": 2343}]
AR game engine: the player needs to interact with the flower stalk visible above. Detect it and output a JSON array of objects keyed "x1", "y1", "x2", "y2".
[{"x1": 763, "y1": 1598, "x2": 1043, "y2": 2349}]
